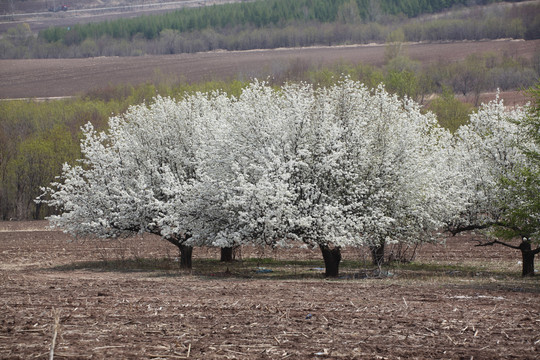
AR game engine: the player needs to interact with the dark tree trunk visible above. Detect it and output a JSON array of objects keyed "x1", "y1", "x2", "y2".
[
  {"x1": 319, "y1": 244, "x2": 342, "y2": 278},
  {"x1": 179, "y1": 244, "x2": 193, "y2": 269},
  {"x1": 33, "y1": 202, "x2": 42, "y2": 220},
  {"x1": 519, "y1": 241, "x2": 535, "y2": 277},
  {"x1": 220, "y1": 247, "x2": 234, "y2": 262},
  {"x1": 474, "y1": 237, "x2": 539, "y2": 277},
  {"x1": 370, "y1": 241, "x2": 385, "y2": 266},
  {"x1": 163, "y1": 235, "x2": 194, "y2": 270},
  {"x1": 165, "y1": 233, "x2": 193, "y2": 269}
]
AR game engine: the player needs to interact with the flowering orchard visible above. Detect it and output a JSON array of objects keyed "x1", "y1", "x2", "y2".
[{"x1": 39, "y1": 80, "x2": 539, "y2": 277}]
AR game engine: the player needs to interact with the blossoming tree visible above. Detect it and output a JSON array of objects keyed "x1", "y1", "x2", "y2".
[
  {"x1": 39, "y1": 94, "x2": 232, "y2": 268},
  {"x1": 452, "y1": 91, "x2": 539, "y2": 276},
  {"x1": 193, "y1": 80, "x2": 459, "y2": 276}
]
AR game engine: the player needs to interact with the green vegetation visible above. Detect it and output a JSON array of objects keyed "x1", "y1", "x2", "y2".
[
  {"x1": 1, "y1": 0, "x2": 537, "y2": 58},
  {"x1": 0, "y1": 99, "x2": 115, "y2": 220},
  {"x1": 427, "y1": 88, "x2": 474, "y2": 132},
  {"x1": 300, "y1": 50, "x2": 537, "y2": 113}
]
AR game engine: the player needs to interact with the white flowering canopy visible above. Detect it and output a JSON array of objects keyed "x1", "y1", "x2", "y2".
[
  {"x1": 41, "y1": 79, "x2": 460, "y2": 252},
  {"x1": 192, "y1": 80, "x2": 459, "y2": 250},
  {"x1": 452, "y1": 97, "x2": 532, "y2": 231},
  {"x1": 41, "y1": 93, "x2": 232, "y2": 243}
]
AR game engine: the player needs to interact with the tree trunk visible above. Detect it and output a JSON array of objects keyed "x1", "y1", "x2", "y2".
[
  {"x1": 33, "y1": 202, "x2": 42, "y2": 220},
  {"x1": 370, "y1": 241, "x2": 385, "y2": 266},
  {"x1": 163, "y1": 235, "x2": 194, "y2": 270},
  {"x1": 319, "y1": 244, "x2": 341, "y2": 278},
  {"x1": 179, "y1": 244, "x2": 193, "y2": 269},
  {"x1": 519, "y1": 241, "x2": 535, "y2": 277},
  {"x1": 220, "y1": 247, "x2": 234, "y2": 262}
]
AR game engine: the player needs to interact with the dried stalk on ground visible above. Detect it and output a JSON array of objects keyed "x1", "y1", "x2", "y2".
[{"x1": 49, "y1": 308, "x2": 60, "y2": 360}]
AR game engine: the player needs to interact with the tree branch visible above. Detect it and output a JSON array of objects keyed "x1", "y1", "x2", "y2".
[
  {"x1": 163, "y1": 236, "x2": 181, "y2": 248},
  {"x1": 474, "y1": 239, "x2": 521, "y2": 250},
  {"x1": 448, "y1": 221, "x2": 522, "y2": 236},
  {"x1": 448, "y1": 223, "x2": 497, "y2": 236},
  {"x1": 163, "y1": 232, "x2": 192, "y2": 248}
]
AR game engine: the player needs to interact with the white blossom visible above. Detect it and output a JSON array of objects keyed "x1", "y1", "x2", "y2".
[{"x1": 40, "y1": 80, "x2": 462, "y2": 261}]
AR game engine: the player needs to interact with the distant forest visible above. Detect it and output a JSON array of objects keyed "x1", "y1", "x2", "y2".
[
  {"x1": 1, "y1": 0, "x2": 538, "y2": 58},
  {"x1": 39, "y1": 0, "x2": 518, "y2": 41}
]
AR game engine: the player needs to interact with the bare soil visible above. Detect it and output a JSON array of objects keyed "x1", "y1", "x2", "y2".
[
  {"x1": 1, "y1": 221, "x2": 539, "y2": 359},
  {"x1": 1, "y1": 39, "x2": 538, "y2": 101}
]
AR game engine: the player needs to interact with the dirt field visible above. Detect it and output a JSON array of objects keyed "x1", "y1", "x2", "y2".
[
  {"x1": 1, "y1": 221, "x2": 539, "y2": 359},
  {"x1": 1, "y1": 39, "x2": 539, "y2": 101}
]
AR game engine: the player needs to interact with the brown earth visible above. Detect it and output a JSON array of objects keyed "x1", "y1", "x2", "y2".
[
  {"x1": 1, "y1": 221, "x2": 539, "y2": 359},
  {"x1": 1, "y1": 39, "x2": 539, "y2": 101}
]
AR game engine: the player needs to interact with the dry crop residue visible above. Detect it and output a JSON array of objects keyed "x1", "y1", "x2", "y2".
[{"x1": 0, "y1": 222, "x2": 539, "y2": 359}]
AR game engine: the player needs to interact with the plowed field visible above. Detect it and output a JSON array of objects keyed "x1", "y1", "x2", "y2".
[
  {"x1": 2, "y1": 39, "x2": 539, "y2": 101},
  {"x1": 1, "y1": 221, "x2": 539, "y2": 359}
]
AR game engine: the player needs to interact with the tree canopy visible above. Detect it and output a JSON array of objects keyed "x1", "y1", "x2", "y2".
[
  {"x1": 451, "y1": 90, "x2": 539, "y2": 275},
  {"x1": 40, "y1": 79, "x2": 463, "y2": 276}
]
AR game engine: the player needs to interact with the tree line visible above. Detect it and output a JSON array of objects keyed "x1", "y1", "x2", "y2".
[
  {"x1": 1, "y1": 0, "x2": 537, "y2": 58},
  {"x1": 38, "y1": 80, "x2": 540, "y2": 277},
  {"x1": 39, "y1": 0, "x2": 498, "y2": 42}
]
